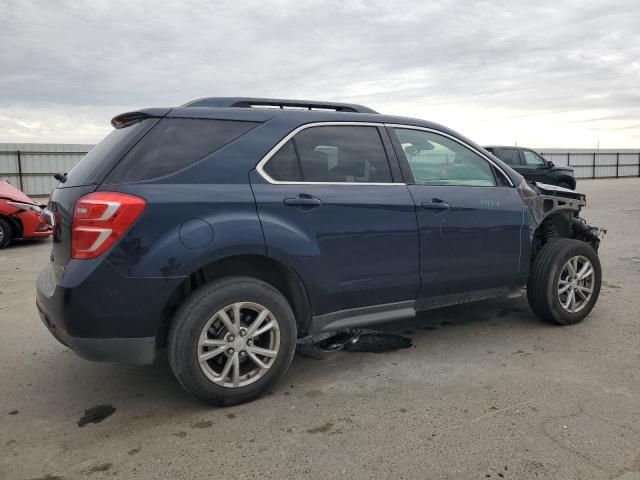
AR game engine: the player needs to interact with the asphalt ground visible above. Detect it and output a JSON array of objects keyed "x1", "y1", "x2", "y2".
[{"x1": 1, "y1": 178, "x2": 639, "y2": 480}]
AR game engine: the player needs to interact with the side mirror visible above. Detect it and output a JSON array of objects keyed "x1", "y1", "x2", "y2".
[{"x1": 546, "y1": 160, "x2": 554, "y2": 168}]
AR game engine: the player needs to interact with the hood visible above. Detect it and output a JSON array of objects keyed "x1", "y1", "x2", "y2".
[
  {"x1": 535, "y1": 182, "x2": 584, "y2": 201},
  {"x1": 0, "y1": 180, "x2": 36, "y2": 204}
]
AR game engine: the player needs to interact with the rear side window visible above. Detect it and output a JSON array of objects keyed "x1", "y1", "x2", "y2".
[
  {"x1": 263, "y1": 125, "x2": 393, "y2": 183},
  {"x1": 63, "y1": 120, "x2": 149, "y2": 187},
  {"x1": 496, "y1": 149, "x2": 521, "y2": 166},
  {"x1": 106, "y1": 119, "x2": 259, "y2": 182}
]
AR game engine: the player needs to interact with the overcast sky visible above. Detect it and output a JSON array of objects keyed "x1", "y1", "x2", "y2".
[{"x1": 1, "y1": 0, "x2": 639, "y2": 147}]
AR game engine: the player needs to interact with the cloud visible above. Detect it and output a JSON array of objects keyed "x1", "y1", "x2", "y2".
[{"x1": 0, "y1": 0, "x2": 638, "y2": 147}]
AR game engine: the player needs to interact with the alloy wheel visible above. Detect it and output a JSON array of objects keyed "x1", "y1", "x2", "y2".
[
  {"x1": 197, "y1": 302, "x2": 280, "y2": 388},
  {"x1": 557, "y1": 255, "x2": 595, "y2": 313}
]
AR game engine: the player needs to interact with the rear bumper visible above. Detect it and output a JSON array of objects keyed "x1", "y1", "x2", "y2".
[
  {"x1": 36, "y1": 259, "x2": 184, "y2": 365},
  {"x1": 37, "y1": 310, "x2": 156, "y2": 364}
]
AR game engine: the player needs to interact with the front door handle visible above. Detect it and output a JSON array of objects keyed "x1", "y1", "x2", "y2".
[
  {"x1": 283, "y1": 195, "x2": 323, "y2": 209},
  {"x1": 421, "y1": 198, "x2": 450, "y2": 210}
]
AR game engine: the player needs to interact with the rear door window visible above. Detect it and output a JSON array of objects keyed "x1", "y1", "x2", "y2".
[
  {"x1": 106, "y1": 118, "x2": 259, "y2": 183},
  {"x1": 262, "y1": 125, "x2": 393, "y2": 183},
  {"x1": 263, "y1": 141, "x2": 302, "y2": 181}
]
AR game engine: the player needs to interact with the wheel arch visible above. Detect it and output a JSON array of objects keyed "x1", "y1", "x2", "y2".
[
  {"x1": 557, "y1": 176, "x2": 576, "y2": 189},
  {"x1": 0, "y1": 214, "x2": 22, "y2": 238},
  {"x1": 531, "y1": 211, "x2": 600, "y2": 261},
  {"x1": 159, "y1": 254, "x2": 312, "y2": 346}
]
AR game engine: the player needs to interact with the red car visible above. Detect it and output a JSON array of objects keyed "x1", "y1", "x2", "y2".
[{"x1": 0, "y1": 180, "x2": 52, "y2": 248}]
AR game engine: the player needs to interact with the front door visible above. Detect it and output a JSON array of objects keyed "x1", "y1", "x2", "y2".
[
  {"x1": 521, "y1": 149, "x2": 549, "y2": 183},
  {"x1": 388, "y1": 127, "x2": 526, "y2": 304},
  {"x1": 250, "y1": 124, "x2": 420, "y2": 324}
]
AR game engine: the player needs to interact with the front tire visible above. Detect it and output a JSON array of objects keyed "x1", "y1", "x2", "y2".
[
  {"x1": 0, "y1": 218, "x2": 13, "y2": 248},
  {"x1": 527, "y1": 239, "x2": 601, "y2": 325},
  {"x1": 168, "y1": 276, "x2": 297, "y2": 406}
]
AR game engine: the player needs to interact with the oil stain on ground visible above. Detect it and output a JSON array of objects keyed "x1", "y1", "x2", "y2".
[
  {"x1": 83, "y1": 463, "x2": 112, "y2": 474},
  {"x1": 306, "y1": 422, "x2": 334, "y2": 433},
  {"x1": 77, "y1": 405, "x2": 116, "y2": 427}
]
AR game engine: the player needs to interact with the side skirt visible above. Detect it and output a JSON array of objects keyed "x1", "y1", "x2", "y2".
[
  {"x1": 308, "y1": 286, "x2": 525, "y2": 334},
  {"x1": 309, "y1": 301, "x2": 416, "y2": 333},
  {"x1": 415, "y1": 286, "x2": 523, "y2": 311}
]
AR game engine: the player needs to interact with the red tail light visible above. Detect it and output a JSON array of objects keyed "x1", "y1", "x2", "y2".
[{"x1": 72, "y1": 192, "x2": 146, "y2": 259}]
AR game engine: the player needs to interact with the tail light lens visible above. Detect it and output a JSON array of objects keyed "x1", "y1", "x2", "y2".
[{"x1": 72, "y1": 192, "x2": 146, "y2": 259}]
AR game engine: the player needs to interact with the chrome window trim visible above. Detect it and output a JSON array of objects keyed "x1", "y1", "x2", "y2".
[
  {"x1": 255, "y1": 121, "x2": 405, "y2": 186},
  {"x1": 385, "y1": 123, "x2": 514, "y2": 187},
  {"x1": 256, "y1": 121, "x2": 513, "y2": 187}
]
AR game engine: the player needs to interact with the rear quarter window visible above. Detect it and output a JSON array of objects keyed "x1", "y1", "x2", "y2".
[
  {"x1": 63, "y1": 120, "x2": 149, "y2": 187},
  {"x1": 106, "y1": 118, "x2": 259, "y2": 183}
]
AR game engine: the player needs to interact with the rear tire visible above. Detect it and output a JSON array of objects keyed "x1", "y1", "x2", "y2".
[
  {"x1": 168, "y1": 276, "x2": 297, "y2": 406},
  {"x1": 527, "y1": 239, "x2": 601, "y2": 325},
  {"x1": 0, "y1": 218, "x2": 13, "y2": 248}
]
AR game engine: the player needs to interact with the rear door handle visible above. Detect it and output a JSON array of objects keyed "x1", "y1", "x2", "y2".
[
  {"x1": 421, "y1": 199, "x2": 450, "y2": 210},
  {"x1": 283, "y1": 195, "x2": 323, "y2": 209}
]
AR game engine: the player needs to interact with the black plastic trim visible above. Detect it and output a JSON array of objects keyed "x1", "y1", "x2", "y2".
[{"x1": 309, "y1": 301, "x2": 416, "y2": 333}]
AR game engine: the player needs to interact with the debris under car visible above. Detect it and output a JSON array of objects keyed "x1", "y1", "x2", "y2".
[{"x1": 296, "y1": 329, "x2": 413, "y2": 359}]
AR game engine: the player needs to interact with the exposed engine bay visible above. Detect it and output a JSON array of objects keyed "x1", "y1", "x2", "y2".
[{"x1": 524, "y1": 182, "x2": 606, "y2": 256}]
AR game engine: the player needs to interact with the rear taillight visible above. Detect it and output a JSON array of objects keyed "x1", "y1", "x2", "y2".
[{"x1": 71, "y1": 192, "x2": 146, "y2": 260}]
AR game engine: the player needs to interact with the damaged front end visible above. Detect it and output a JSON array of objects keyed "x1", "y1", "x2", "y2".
[{"x1": 519, "y1": 180, "x2": 606, "y2": 256}]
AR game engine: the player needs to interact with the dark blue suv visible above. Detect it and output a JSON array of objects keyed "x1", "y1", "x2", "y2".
[{"x1": 36, "y1": 98, "x2": 604, "y2": 405}]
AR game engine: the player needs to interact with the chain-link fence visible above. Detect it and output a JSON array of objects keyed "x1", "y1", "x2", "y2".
[{"x1": 539, "y1": 150, "x2": 640, "y2": 179}]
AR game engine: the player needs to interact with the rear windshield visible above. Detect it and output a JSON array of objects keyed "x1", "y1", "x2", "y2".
[
  {"x1": 63, "y1": 120, "x2": 148, "y2": 187},
  {"x1": 105, "y1": 118, "x2": 259, "y2": 183}
]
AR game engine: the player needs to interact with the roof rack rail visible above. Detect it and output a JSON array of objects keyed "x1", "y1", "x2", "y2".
[{"x1": 182, "y1": 97, "x2": 378, "y2": 114}]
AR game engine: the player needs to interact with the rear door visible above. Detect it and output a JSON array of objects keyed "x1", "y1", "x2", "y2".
[
  {"x1": 389, "y1": 127, "x2": 526, "y2": 305},
  {"x1": 250, "y1": 123, "x2": 420, "y2": 326}
]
